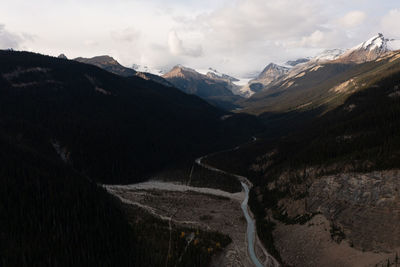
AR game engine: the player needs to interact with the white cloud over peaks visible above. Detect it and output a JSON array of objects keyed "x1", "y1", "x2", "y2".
[
  {"x1": 167, "y1": 30, "x2": 202, "y2": 57},
  {"x1": 381, "y1": 9, "x2": 400, "y2": 37},
  {"x1": 0, "y1": 24, "x2": 22, "y2": 49},
  {"x1": 169, "y1": 0, "x2": 325, "y2": 73},
  {"x1": 110, "y1": 27, "x2": 141, "y2": 43},
  {"x1": 299, "y1": 30, "x2": 325, "y2": 47},
  {"x1": 203, "y1": 0, "x2": 321, "y2": 43},
  {"x1": 338, "y1": 11, "x2": 367, "y2": 27}
]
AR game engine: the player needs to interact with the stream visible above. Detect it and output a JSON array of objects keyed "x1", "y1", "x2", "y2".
[
  {"x1": 196, "y1": 152, "x2": 267, "y2": 267},
  {"x1": 240, "y1": 182, "x2": 264, "y2": 267}
]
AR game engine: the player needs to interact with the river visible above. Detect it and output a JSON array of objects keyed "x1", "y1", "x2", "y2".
[
  {"x1": 196, "y1": 153, "x2": 267, "y2": 267},
  {"x1": 240, "y1": 182, "x2": 264, "y2": 267}
]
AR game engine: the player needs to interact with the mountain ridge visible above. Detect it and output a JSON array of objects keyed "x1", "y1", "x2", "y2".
[{"x1": 162, "y1": 65, "x2": 243, "y2": 110}]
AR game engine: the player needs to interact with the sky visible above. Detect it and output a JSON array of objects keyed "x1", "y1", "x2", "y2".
[{"x1": 1, "y1": 0, "x2": 400, "y2": 76}]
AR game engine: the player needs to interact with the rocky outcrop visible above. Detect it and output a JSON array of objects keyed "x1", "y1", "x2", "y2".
[
  {"x1": 267, "y1": 169, "x2": 400, "y2": 266},
  {"x1": 307, "y1": 170, "x2": 400, "y2": 251}
]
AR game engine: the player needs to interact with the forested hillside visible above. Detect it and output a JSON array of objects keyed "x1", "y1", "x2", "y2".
[
  {"x1": 0, "y1": 129, "x2": 231, "y2": 266},
  {"x1": 0, "y1": 50, "x2": 257, "y2": 266},
  {"x1": 0, "y1": 51, "x2": 261, "y2": 184}
]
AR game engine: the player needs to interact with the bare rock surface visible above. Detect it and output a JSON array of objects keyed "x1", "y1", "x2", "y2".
[
  {"x1": 307, "y1": 170, "x2": 400, "y2": 251},
  {"x1": 274, "y1": 215, "x2": 399, "y2": 267}
]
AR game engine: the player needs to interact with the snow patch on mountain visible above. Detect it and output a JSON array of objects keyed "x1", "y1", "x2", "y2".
[
  {"x1": 197, "y1": 67, "x2": 221, "y2": 76},
  {"x1": 352, "y1": 33, "x2": 386, "y2": 51},
  {"x1": 313, "y1": 49, "x2": 345, "y2": 61},
  {"x1": 196, "y1": 67, "x2": 239, "y2": 82},
  {"x1": 233, "y1": 78, "x2": 252, "y2": 86},
  {"x1": 132, "y1": 64, "x2": 166, "y2": 76},
  {"x1": 238, "y1": 85, "x2": 255, "y2": 97}
]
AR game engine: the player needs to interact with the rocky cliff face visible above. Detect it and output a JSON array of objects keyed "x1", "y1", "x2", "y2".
[
  {"x1": 307, "y1": 170, "x2": 400, "y2": 251},
  {"x1": 253, "y1": 63, "x2": 289, "y2": 87},
  {"x1": 264, "y1": 168, "x2": 400, "y2": 267}
]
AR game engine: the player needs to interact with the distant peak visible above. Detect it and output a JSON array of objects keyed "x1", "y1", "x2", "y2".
[
  {"x1": 263, "y1": 63, "x2": 289, "y2": 71},
  {"x1": 163, "y1": 64, "x2": 199, "y2": 78},
  {"x1": 132, "y1": 64, "x2": 166, "y2": 75},
  {"x1": 336, "y1": 34, "x2": 393, "y2": 63},
  {"x1": 171, "y1": 64, "x2": 196, "y2": 72},
  {"x1": 266, "y1": 63, "x2": 278, "y2": 68},
  {"x1": 256, "y1": 62, "x2": 289, "y2": 80},
  {"x1": 353, "y1": 34, "x2": 388, "y2": 52},
  {"x1": 285, "y1": 58, "x2": 310, "y2": 67},
  {"x1": 58, "y1": 53, "x2": 67, "y2": 59}
]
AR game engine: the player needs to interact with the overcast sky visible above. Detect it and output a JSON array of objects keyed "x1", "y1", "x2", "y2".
[{"x1": 1, "y1": 0, "x2": 399, "y2": 76}]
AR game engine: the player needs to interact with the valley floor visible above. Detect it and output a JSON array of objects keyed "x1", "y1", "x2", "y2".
[{"x1": 105, "y1": 181, "x2": 273, "y2": 267}]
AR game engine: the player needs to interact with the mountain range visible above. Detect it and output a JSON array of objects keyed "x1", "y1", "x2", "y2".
[{"x1": 55, "y1": 34, "x2": 400, "y2": 112}]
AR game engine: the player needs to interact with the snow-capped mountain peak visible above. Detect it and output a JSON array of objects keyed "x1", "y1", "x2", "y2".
[
  {"x1": 336, "y1": 33, "x2": 394, "y2": 63},
  {"x1": 352, "y1": 33, "x2": 387, "y2": 52},
  {"x1": 347, "y1": 33, "x2": 400, "y2": 53},
  {"x1": 196, "y1": 67, "x2": 239, "y2": 82},
  {"x1": 132, "y1": 64, "x2": 166, "y2": 76}
]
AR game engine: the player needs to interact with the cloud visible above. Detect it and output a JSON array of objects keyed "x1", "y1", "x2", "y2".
[
  {"x1": 110, "y1": 27, "x2": 141, "y2": 43},
  {"x1": 83, "y1": 40, "x2": 99, "y2": 47},
  {"x1": 0, "y1": 24, "x2": 22, "y2": 49},
  {"x1": 167, "y1": 30, "x2": 202, "y2": 57},
  {"x1": 295, "y1": 29, "x2": 351, "y2": 49},
  {"x1": 199, "y1": 0, "x2": 322, "y2": 44},
  {"x1": 381, "y1": 9, "x2": 400, "y2": 37},
  {"x1": 169, "y1": 0, "x2": 334, "y2": 74},
  {"x1": 338, "y1": 11, "x2": 367, "y2": 27},
  {"x1": 299, "y1": 30, "x2": 325, "y2": 47}
]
